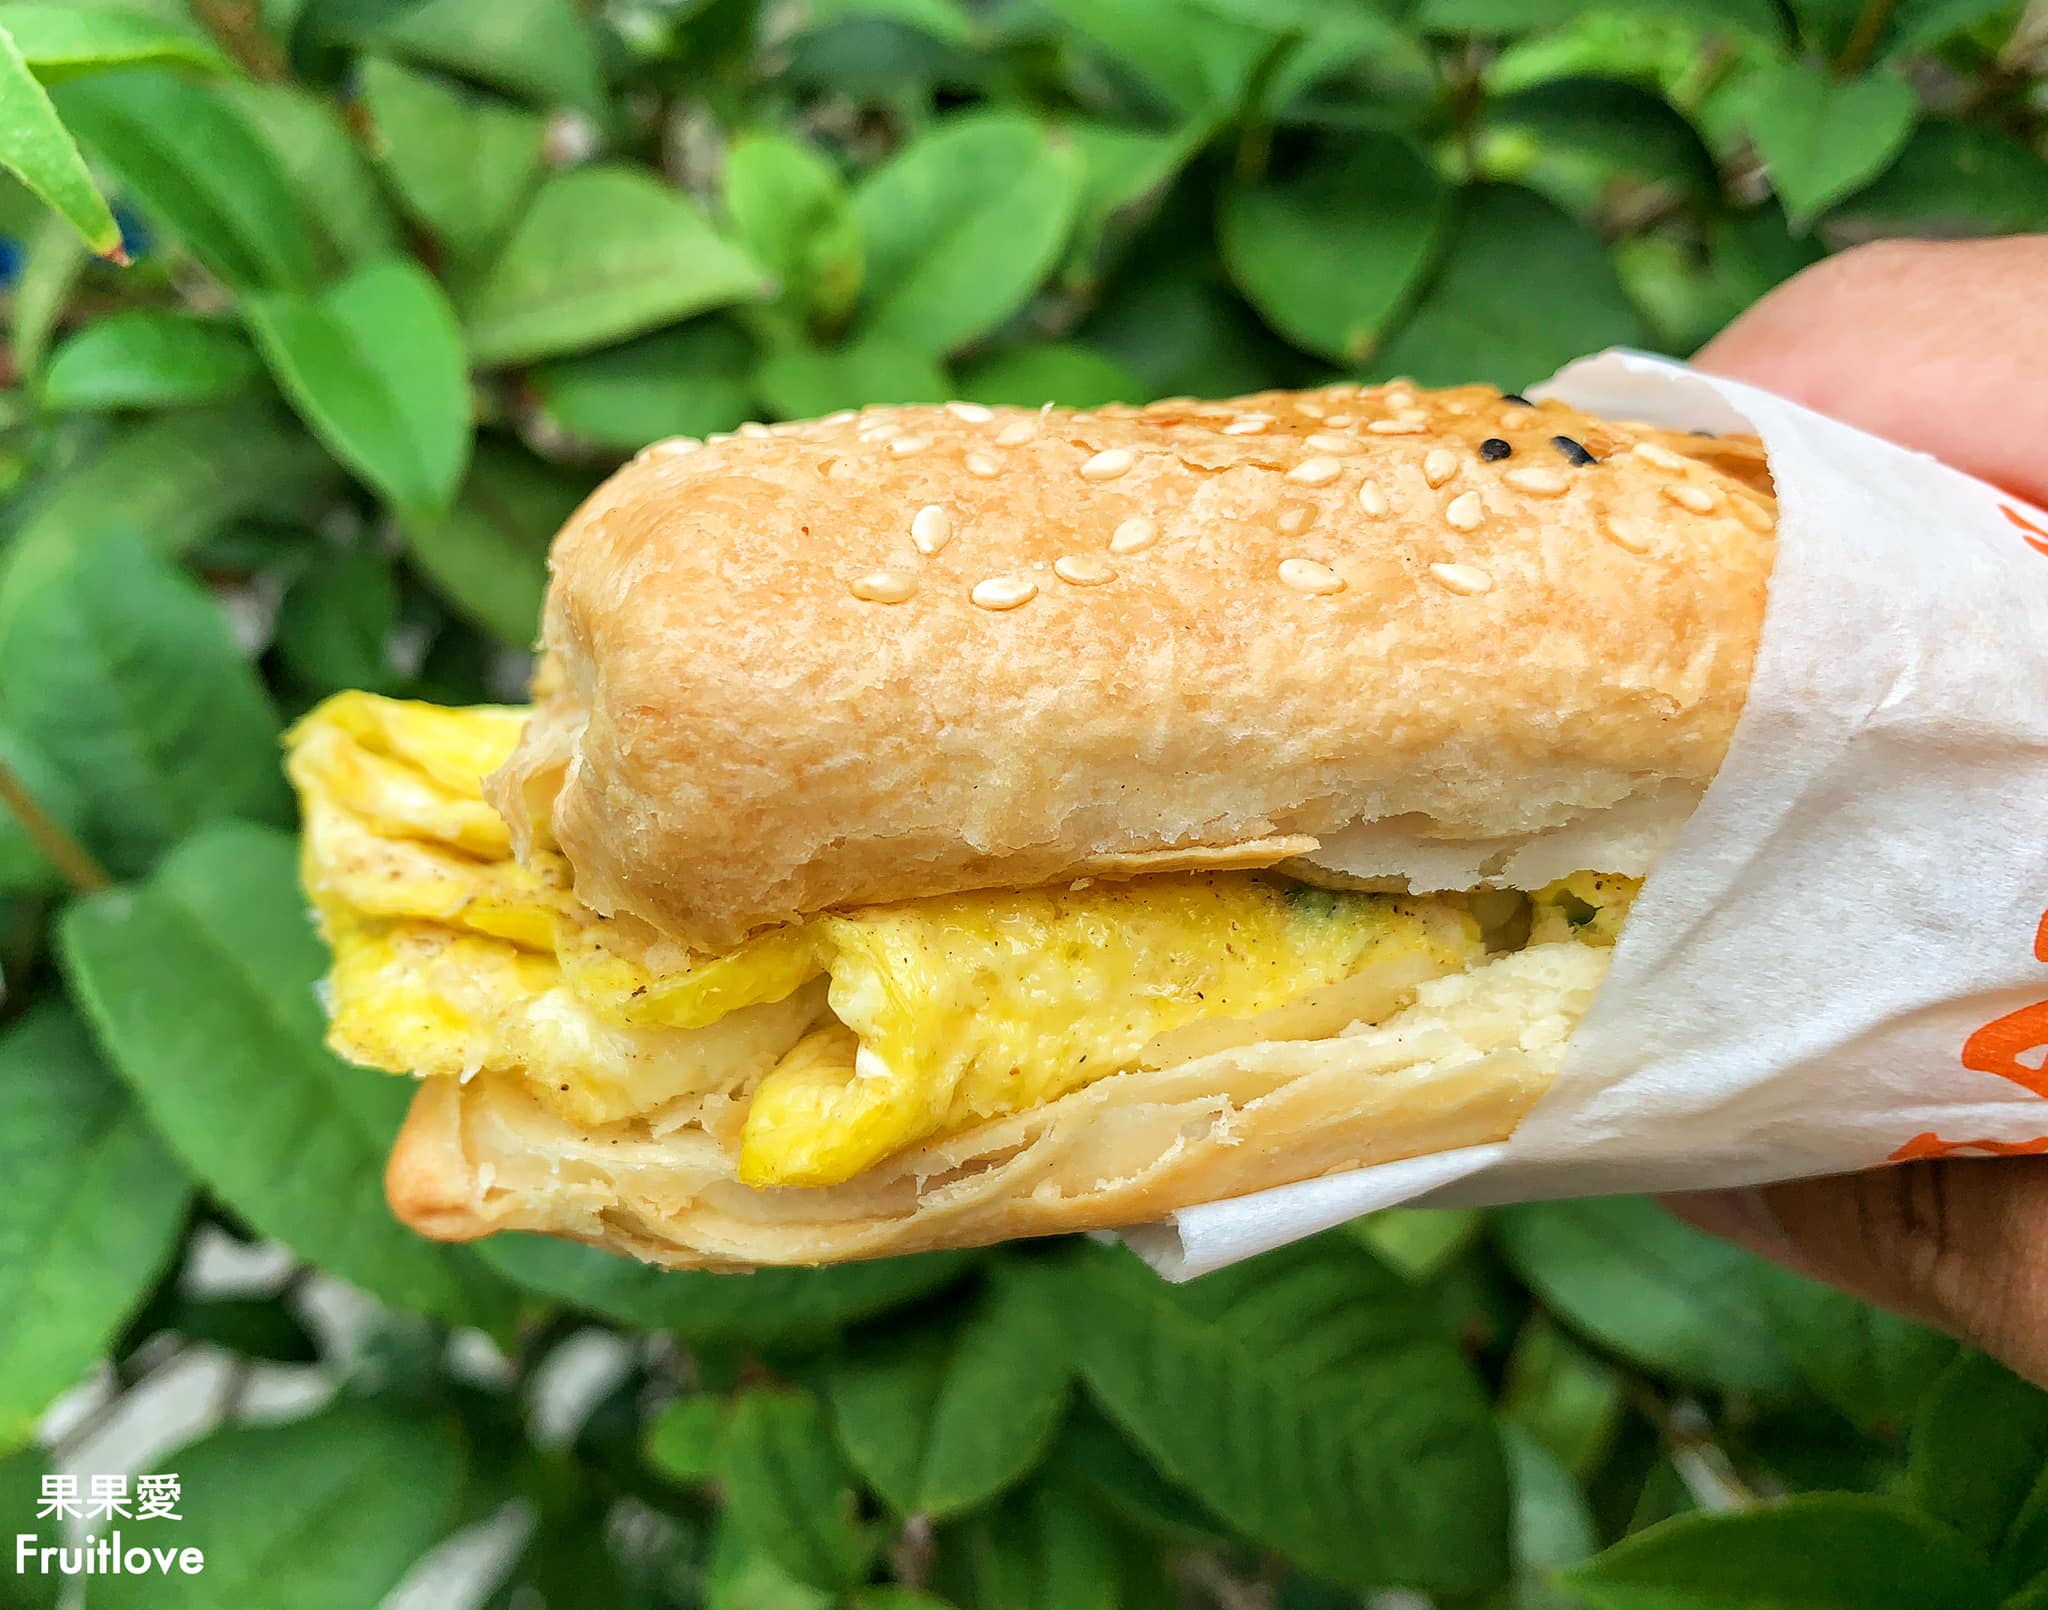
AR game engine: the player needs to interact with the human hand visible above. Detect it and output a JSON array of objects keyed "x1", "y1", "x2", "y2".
[{"x1": 1667, "y1": 235, "x2": 2048, "y2": 1386}]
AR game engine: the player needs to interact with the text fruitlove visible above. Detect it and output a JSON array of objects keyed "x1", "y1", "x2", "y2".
[{"x1": 15, "y1": 1532, "x2": 204, "y2": 1577}]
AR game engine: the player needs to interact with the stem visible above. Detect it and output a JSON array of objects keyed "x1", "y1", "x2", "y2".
[
  {"x1": 0, "y1": 756, "x2": 109, "y2": 893},
  {"x1": 1837, "y1": 0, "x2": 1898, "y2": 74},
  {"x1": 190, "y1": 0, "x2": 291, "y2": 80}
]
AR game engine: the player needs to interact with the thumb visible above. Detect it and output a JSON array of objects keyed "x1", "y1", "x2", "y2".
[{"x1": 1664, "y1": 1160, "x2": 2048, "y2": 1387}]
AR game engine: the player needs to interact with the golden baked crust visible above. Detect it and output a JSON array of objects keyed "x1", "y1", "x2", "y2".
[
  {"x1": 385, "y1": 943, "x2": 1603, "y2": 1268},
  {"x1": 491, "y1": 383, "x2": 1776, "y2": 951}
]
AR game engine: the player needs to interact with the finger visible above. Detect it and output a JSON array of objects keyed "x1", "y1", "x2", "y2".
[
  {"x1": 1695, "y1": 235, "x2": 2048, "y2": 509},
  {"x1": 1668, "y1": 1161, "x2": 2048, "y2": 1386}
]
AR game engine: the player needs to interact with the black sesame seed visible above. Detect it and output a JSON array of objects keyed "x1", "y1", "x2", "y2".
[
  {"x1": 1501, "y1": 392, "x2": 1532, "y2": 406},
  {"x1": 1551, "y1": 434, "x2": 1597, "y2": 467},
  {"x1": 1479, "y1": 437, "x2": 1512, "y2": 461}
]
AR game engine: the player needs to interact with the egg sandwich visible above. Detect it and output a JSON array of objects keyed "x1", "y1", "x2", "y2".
[{"x1": 286, "y1": 383, "x2": 1776, "y2": 1268}]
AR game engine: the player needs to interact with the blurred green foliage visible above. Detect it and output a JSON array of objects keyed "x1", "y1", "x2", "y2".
[{"x1": 0, "y1": 0, "x2": 2045, "y2": 1605}]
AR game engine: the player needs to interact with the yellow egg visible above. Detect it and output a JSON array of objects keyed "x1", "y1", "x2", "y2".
[
  {"x1": 1529, "y1": 873, "x2": 1638, "y2": 947},
  {"x1": 735, "y1": 877, "x2": 1482, "y2": 1187}
]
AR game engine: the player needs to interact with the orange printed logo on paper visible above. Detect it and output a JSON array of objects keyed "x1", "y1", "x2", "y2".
[
  {"x1": 1902, "y1": 908, "x2": 2048, "y2": 1160},
  {"x1": 2006, "y1": 503, "x2": 2048, "y2": 557}
]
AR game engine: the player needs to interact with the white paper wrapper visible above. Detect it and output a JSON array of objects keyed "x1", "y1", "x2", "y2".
[{"x1": 1127, "y1": 351, "x2": 2048, "y2": 1281}]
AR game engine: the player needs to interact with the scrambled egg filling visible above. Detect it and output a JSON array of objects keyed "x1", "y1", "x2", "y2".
[{"x1": 287, "y1": 694, "x2": 1637, "y2": 1189}]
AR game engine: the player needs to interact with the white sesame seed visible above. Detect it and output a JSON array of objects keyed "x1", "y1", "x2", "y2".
[
  {"x1": 995, "y1": 419, "x2": 1037, "y2": 447},
  {"x1": 858, "y1": 423, "x2": 900, "y2": 444},
  {"x1": 1604, "y1": 514, "x2": 1654, "y2": 554},
  {"x1": 970, "y1": 575, "x2": 1037, "y2": 611},
  {"x1": 888, "y1": 434, "x2": 930, "y2": 456},
  {"x1": 1324, "y1": 414, "x2": 1355, "y2": 428},
  {"x1": 1664, "y1": 482, "x2": 1718, "y2": 513},
  {"x1": 1053, "y1": 554, "x2": 1116, "y2": 587},
  {"x1": 1503, "y1": 466, "x2": 1571, "y2": 496},
  {"x1": 644, "y1": 436, "x2": 700, "y2": 457},
  {"x1": 1731, "y1": 494, "x2": 1774, "y2": 531},
  {"x1": 1295, "y1": 402, "x2": 1326, "y2": 420},
  {"x1": 1305, "y1": 433, "x2": 1356, "y2": 453},
  {"x1": 706, "y1": 432, "x2": 733, "y2": 444},
  {"x1": 1287, "y1": 456, "x2": 1342, "y2": 486},
  {"x1": 1423, "y1": 448, "x2": 1459, "y2": 488},
  {"x1": 945, "y1": 400, "x2": 994, "y2": 423},
  {"x1": 1356, "y1": 481, "x2": 1390, "y2": 518},
  {"x1": 1277, "y1": 503, "x2": 1313, "y2": 534},
  {"x1": 850, "y1": 570, "x2": 917, "y2": 604},
  {"x1": 1080, "y1": 448, "x2": 1135, "y2": 481},
  {"x1": 827, "y1": 457, "x2": 858, "y2": 480},
  {"x1": 965, "y1": 452, "x2": 999, "y2": 478},
  {"x1": 1444, "y1": 491, "x2": 1485, "y2": 530},
  {"x1": 739, "y1": 421, "x2": 772, "y2": 439},
  {"x1": 1632, "y1": 441, "x2": 1688, "y2": 471},
  {"x1": 1109, "y1": 515, "x2": 1160, "y2": 555},
  {"x1": 1429, "y1": 562, "x2": 1492, "y2": 596},
  {"x1": 1499, "y1": 407, "x2": 1536, "y2": 429},
  {"x1": 1278, "y1": 558, "x2": 1345, "y2": 596},
  {"x1": 1222, "y1": 414, "x2": 1271, "y2": 435},
  {"x1": 910, "y1": 504, "x2": 952, "y2": 555},
  {"x1": 820, "y1": 410, "x2": 857, "y2": 427},
  {"x1": 1368, "y1": 419, "x2": 1426, "y2": 435},
  {"x1": 1384, "y1": 388, "x2": 1415, "y2": 408}
]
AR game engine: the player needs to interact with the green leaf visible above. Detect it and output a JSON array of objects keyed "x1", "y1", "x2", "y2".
[
  {"x1": 162, "y1": 1294, "x2": 320, "y2": 1364},
  {"x1": 956, "y1": 342, "x2": 1140, "y2": 409},
  {"x1": 0, "y1": 4, "x2": 225, "y2": 77},
  {"x1": 53, "y1": 70, "x2": 319, "y2": 289},
  {"x1": 475, "y1": 1232, "x2": 977, "y2": 1345},
  {"x1": 1562, "y1": 1496, "x2": 2002, "y2": 1610},
  {"x1": 1418, "y1": 0, "x2": 1786, "y2": 41},
  {"x1": 830, "y1": 1271, "x2": 1072, "y2": 1518},
  {"x1": 1348, "y1": 1207, "x2": 1485, "y2": 1281},
  {"x1": 1368, "y1": 184, "x2": 1647, "y2": 391},
  {"x1": 1504, "y1": 1426, "x2": 1599, "y2": 1609},
  {"x1": 276, "y1": 547, "x2": 399, "y2": 693},
  {"x1": 1830, "y1": 120, "x2": 2048, "y2": 236},
  {"x1": 461, "y1": 166, "x2": 768, "y2": 365},
  {"x1": 1908, "y1": 1351, "x2": 2048, "y2": 1565},
  {"x1": 855, "y1": 1592, "x2": 958, "y2": 1610},
  {"x1": 1501, "y1": 1313, "x2": 1625, "y2": 1478},
  {"x1": 359, "y1": 56, "x2": 544, "y2": 263},
  {"x1": 646, "y1": 1394, "x2": 729, "y2": 1483},
  {"x1": 85, "y1": 1404, "x2": 467, "y2": 1610},
  {"x1": 1755, "y1": 1271, "x2": 1955, "y2": 1435},
  {"x1": 1495, "y1": 1197, "x2": 1797, "y2": 1396},
  {"x1": 1032, "y1": 0, "x2": 1270, "y2": 117},
  {"x1": 1056, "y1": 1237, "x2": 1507, "y2": 1594},
  {"x1": 59, "y1": 824, "x2": 514, "y2": 1329},
  {"x1": 755, "y1": 335, "x2": 949, "y2": 420},
  {"x1": 0, "y1": 22, "x2": 120, "y2": 257},
  {"x1": 9, "y1": 209, "x2": 84, "y2": 378},
  {"x1": 703, "y1": 1518, "x2": 835, "y2": 1610},
  {"x1": 1219, "y1": 135, "x2": 1449, "y2": 365},
  {"x1": 1736, "y1": 62, "x2": 1917, "y2": 230},
  {"x1": 41, "y1": 310, "x2": 258, "y2": 412},
  {"x1": 724, "y1": 129, "x2": 864, "y2": 323},
  {"x1": 1083, "y1": 262, "x2": 1287, "y2": 402},
  {"x1": 1478, "y1": 79, "x2": 1720, "y2": 215},
  {"x1": 0, "y1": 1002, "x2": 189, "y2": 1450},
  {"x1": 721, "y1": 1389, "x2": 877, "y2": 1592},
  {"x1": 1881, "y1": 0, "x2": 2021, "y2": 57},
  {"x1": 247, "y1": 257, "x2": 472, "y2": 516},
  {"x1": 0, "y1": 529, "x2": 289, "y2": 873},
  {"x1": 369, "y1": 0, "x2": 607, "y2": 119},
  {"x1": 854, "y1": 112, "x2": 1083, "y2": 356},
  {"x1": 7, "y1": 398, "x2": 336, "y2": 562},
  {"x1": 533, "y1": 323, "x2": 756, "y2": 452},
  {"x1": 0, "y1": 723, "x2": 86, "y2": 893},
  {"x1": 796, "y1": 0, "x2": 977, "y2": 46},
  {"x1": 950, "y1": 1477, "x2": 1122, "y2": 1610},
  {"x1": 398, "y1": 437, "x2": 588, "y2": 646},
  {"x1": 1049, "y1": 1401, "x2": 1229, "y2": 1548},
  {"x1": 219, "y1": 80, "x2": 403, "y2": 272},
  {"x1": 1060, "y1": 122, "x2": 1195, "y2": 284}
]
